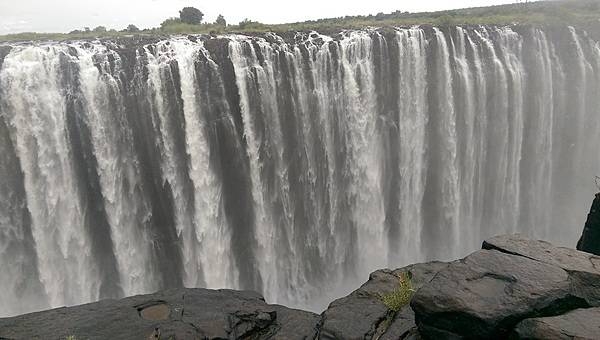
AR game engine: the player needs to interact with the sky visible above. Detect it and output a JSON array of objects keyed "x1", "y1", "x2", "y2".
[{"x1": 0, "y1": 0, "x2": 531, "y2": 35}]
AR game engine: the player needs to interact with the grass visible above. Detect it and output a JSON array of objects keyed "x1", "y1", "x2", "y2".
[
  {"x1": 2, "y1": 0, "x2": 600, "y2": 42},
  {"x1": 378, "y1": 271, "x2": 415, "y2": 312}
]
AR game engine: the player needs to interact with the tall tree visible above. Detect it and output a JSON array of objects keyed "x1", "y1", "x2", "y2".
[
  {"x1": 179, "y1": 7, "x2": 204, "y2": 25},
  {"x1": 126, "y1": 24, "x2": 140, "y2": 32},
  {"x1": 215, "y1": 14, "x2": 227, "y2": 27}
]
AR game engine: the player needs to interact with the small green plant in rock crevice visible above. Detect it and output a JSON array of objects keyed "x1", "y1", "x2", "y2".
[{"x1": 379, "y1": 271, "x2": 415, "y2": 312}]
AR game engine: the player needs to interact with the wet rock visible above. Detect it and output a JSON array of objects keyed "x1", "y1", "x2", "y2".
[
  {"x1": 0, "y1": 288, "x2": 319, "y2": 340},
  {"x1": 138, "y1": 301, "x2": 170, "y2": 321},
  {"x1": 0, "y1": 46, "x2": 12, "y2": 67},
  {"x1": 378, "y1": 308, "x2": 421, "y2": 340},
  {"x1": 483, "y1": 234, "x2": 600, "y2": 306},
  {"x1": 577, "y1": 193, "x2": 600, "y2": 256},
  {"x1": 411, "y1": 249, "x2": 588, "y2": 339},
  {"x1": 320, "y1": 261, "x2": 447, "y2": 340},
  {"x1": 270, "y1": 305, "x2": 320, "y2": 340},
  {"x1": 512, "y1": 307, "x2": 600, "y2": 339}
]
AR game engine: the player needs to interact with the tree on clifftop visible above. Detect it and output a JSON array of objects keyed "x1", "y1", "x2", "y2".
[
  {"x1": 179, "y1": 7, "x2": 204, "y2": 25},
  {"x1": 126, "y1": 24, "x2": 140, "y2": 32},
  {"x1": 215, "y1": 14, "x2": 227, "y2": 27}
]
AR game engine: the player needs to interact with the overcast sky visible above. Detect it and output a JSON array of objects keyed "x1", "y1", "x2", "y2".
[{"x1": 0, "y1": 0, "x2": 530, "y2": 34}]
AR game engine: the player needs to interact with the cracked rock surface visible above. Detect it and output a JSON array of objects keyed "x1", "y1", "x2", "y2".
[
  {"x1": 319, "y1": 261, "x2": 447, "y2": 340},
  {"x1": 484, "y1": 234, "x2": 600, "y2": 307},
  {"x1": 412, "y1": 235, "x2": 600, "y2": 339},
  {"x1": 0, "y1": 289, "x2": 319, "y2": 340},
  {"x1": 512, "y1": 307, "x2": 600, "y2": 339}
]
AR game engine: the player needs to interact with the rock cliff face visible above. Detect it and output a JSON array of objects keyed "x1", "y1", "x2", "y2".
[
  {"x1": 577, "y1": 193, "x2": 600, "y2": 255},
  {"x1": 2, "y1": 233, "x2": 599, "y2": 339}
]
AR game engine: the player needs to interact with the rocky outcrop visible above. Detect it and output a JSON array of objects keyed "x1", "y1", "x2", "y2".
[
  {"x1": 0, "y1": 289, "x2": 319, "y2": 340},
  {"x1": 0, "y1": 45, "x2": 11, "y2": 67},
  {"x1": 2, "y1": 234, "x2": 600, "y2": 339},
  {"x1": 412, "y1": 249, "x2": 588, "y2": 339},
  {"x1": 512, "y1": 307, "x2": 600, "y2": 339},
  {"x1": 578, "y1": 193, "x2": 600, "y2": 255},
  {"x1": 411, "y1": 234, "x2": 600, "y2": 339},
  {"x1": 484, "y1": 234, "x2": 600, "y2": 306},
  {"x1": 319, "y1": 261, "x2": 448, "y2": 340}
]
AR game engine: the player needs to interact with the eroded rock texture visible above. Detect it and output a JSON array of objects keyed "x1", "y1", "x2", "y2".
[
  {"x1": 512, "y1": 307, "x2": 600, "y2": 340},
  {"x1": 319, "y1": 261, "x2": 448, "y2": 340},
  {"x1": 0, "y1": 289, "x2": 319, "y2": 340},
  {"x1": 412, "y1": 234, "x2": 600, "y2": 339}
]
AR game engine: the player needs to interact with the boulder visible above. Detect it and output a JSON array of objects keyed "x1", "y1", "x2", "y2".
[
  {"x1": 512, "y1": 307, "x2": 600, "y2": 339},
  {"x1": 411, "y1": 249, "x2": 589, "y2": 339},
  {"x1": 319, "y1": 261, "x2": 448, "y2": 340},
  {"x1": 0, "y1": 288, "x2": 319, "y2": 340},
  {"x1": 577, "y1": 193, "x2": 600, "y2": 256},
  {"x1": 483, "y1": 234, "x2": 600, "y2": 306}
]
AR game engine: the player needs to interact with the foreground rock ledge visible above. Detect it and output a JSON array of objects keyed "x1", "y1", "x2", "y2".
[
  {"x1": 2, "y1": 234, "x2": 600, "y2": 339},
  {"x1": 512, "y1": 307, "x2": 600, "y2": 339},
  {"x1": 412, "y1": 234, "x2": 600, "y2": 339},
  {"x1": 0, "y1": 289, "x2": 320, "y2": 340}
]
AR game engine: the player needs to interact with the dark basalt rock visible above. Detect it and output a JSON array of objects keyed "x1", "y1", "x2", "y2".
[
  {"x1": 411, "y1": 249, "x2": 589, "y2": 339},
  {"x1": 319, "y1": 261, "x2": 448, "y2": 340},
  {"x1": 578, "y1": 193, "x2": 600, "y2": 256},
  {"x1": 0, "y1": 46, "x2": 11, "y2": 67},
  {"x1": 512, "y1": 307, "x2": 600, "y2": 339},
  {"x1": 484, "y1": 234, "x2": 600, "y2": 306},
  {"x1": 412, "y1": 234, "x2": 600, "y2": 339},
  {"x1": 0, "y1": 288, "x2": 319, "y2": 340}
]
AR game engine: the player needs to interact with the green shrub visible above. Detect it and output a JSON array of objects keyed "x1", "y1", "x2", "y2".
[
  {"x1": 379, "y1": 272, "x2": 414, "y2": 312},
  {"x1": 237, "y1": 19, "x2": 266, "y2": 30}
]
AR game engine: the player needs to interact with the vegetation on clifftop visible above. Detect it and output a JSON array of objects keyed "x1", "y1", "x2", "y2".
[{"x1": 1, "y1": 0, "x2": 600, "y2": 42}]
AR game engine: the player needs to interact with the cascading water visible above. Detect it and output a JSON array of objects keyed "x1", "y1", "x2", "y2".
[
  {"x1": 77, "y1": 44, "x2": 159, "y2": 297},
  {"x1": 0, "y1": 46, "x2": 102, "y2": 311},
  {"x1": 1, "y1": 25, "x2": 600, "y2": 317}
]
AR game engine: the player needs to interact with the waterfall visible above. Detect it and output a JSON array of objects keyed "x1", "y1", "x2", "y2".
[
  {"x1": 1, "y1": 25, "x2": 600, "y2": 316},
  {"x1": 394, "y1": 27, "x2": 428, "y2": 264},
  {"x1": 77, "y1": 44, "x2": 158, "y2": 296},
  {"x1": 0, "y1": 45, "x2": 101, "y2": 310},
  {"x1": 146, "y1": 39, "x2": 238, "y2": 290}
]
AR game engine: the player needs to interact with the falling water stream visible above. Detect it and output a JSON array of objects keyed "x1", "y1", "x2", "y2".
[{"x1": 1, "y1": 26, "x2": 599, "y2": 316}]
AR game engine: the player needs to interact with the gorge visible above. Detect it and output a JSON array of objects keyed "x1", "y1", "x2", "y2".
[{"x1": 1, "y1": 25, "x2": 600, "y2": 318}]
